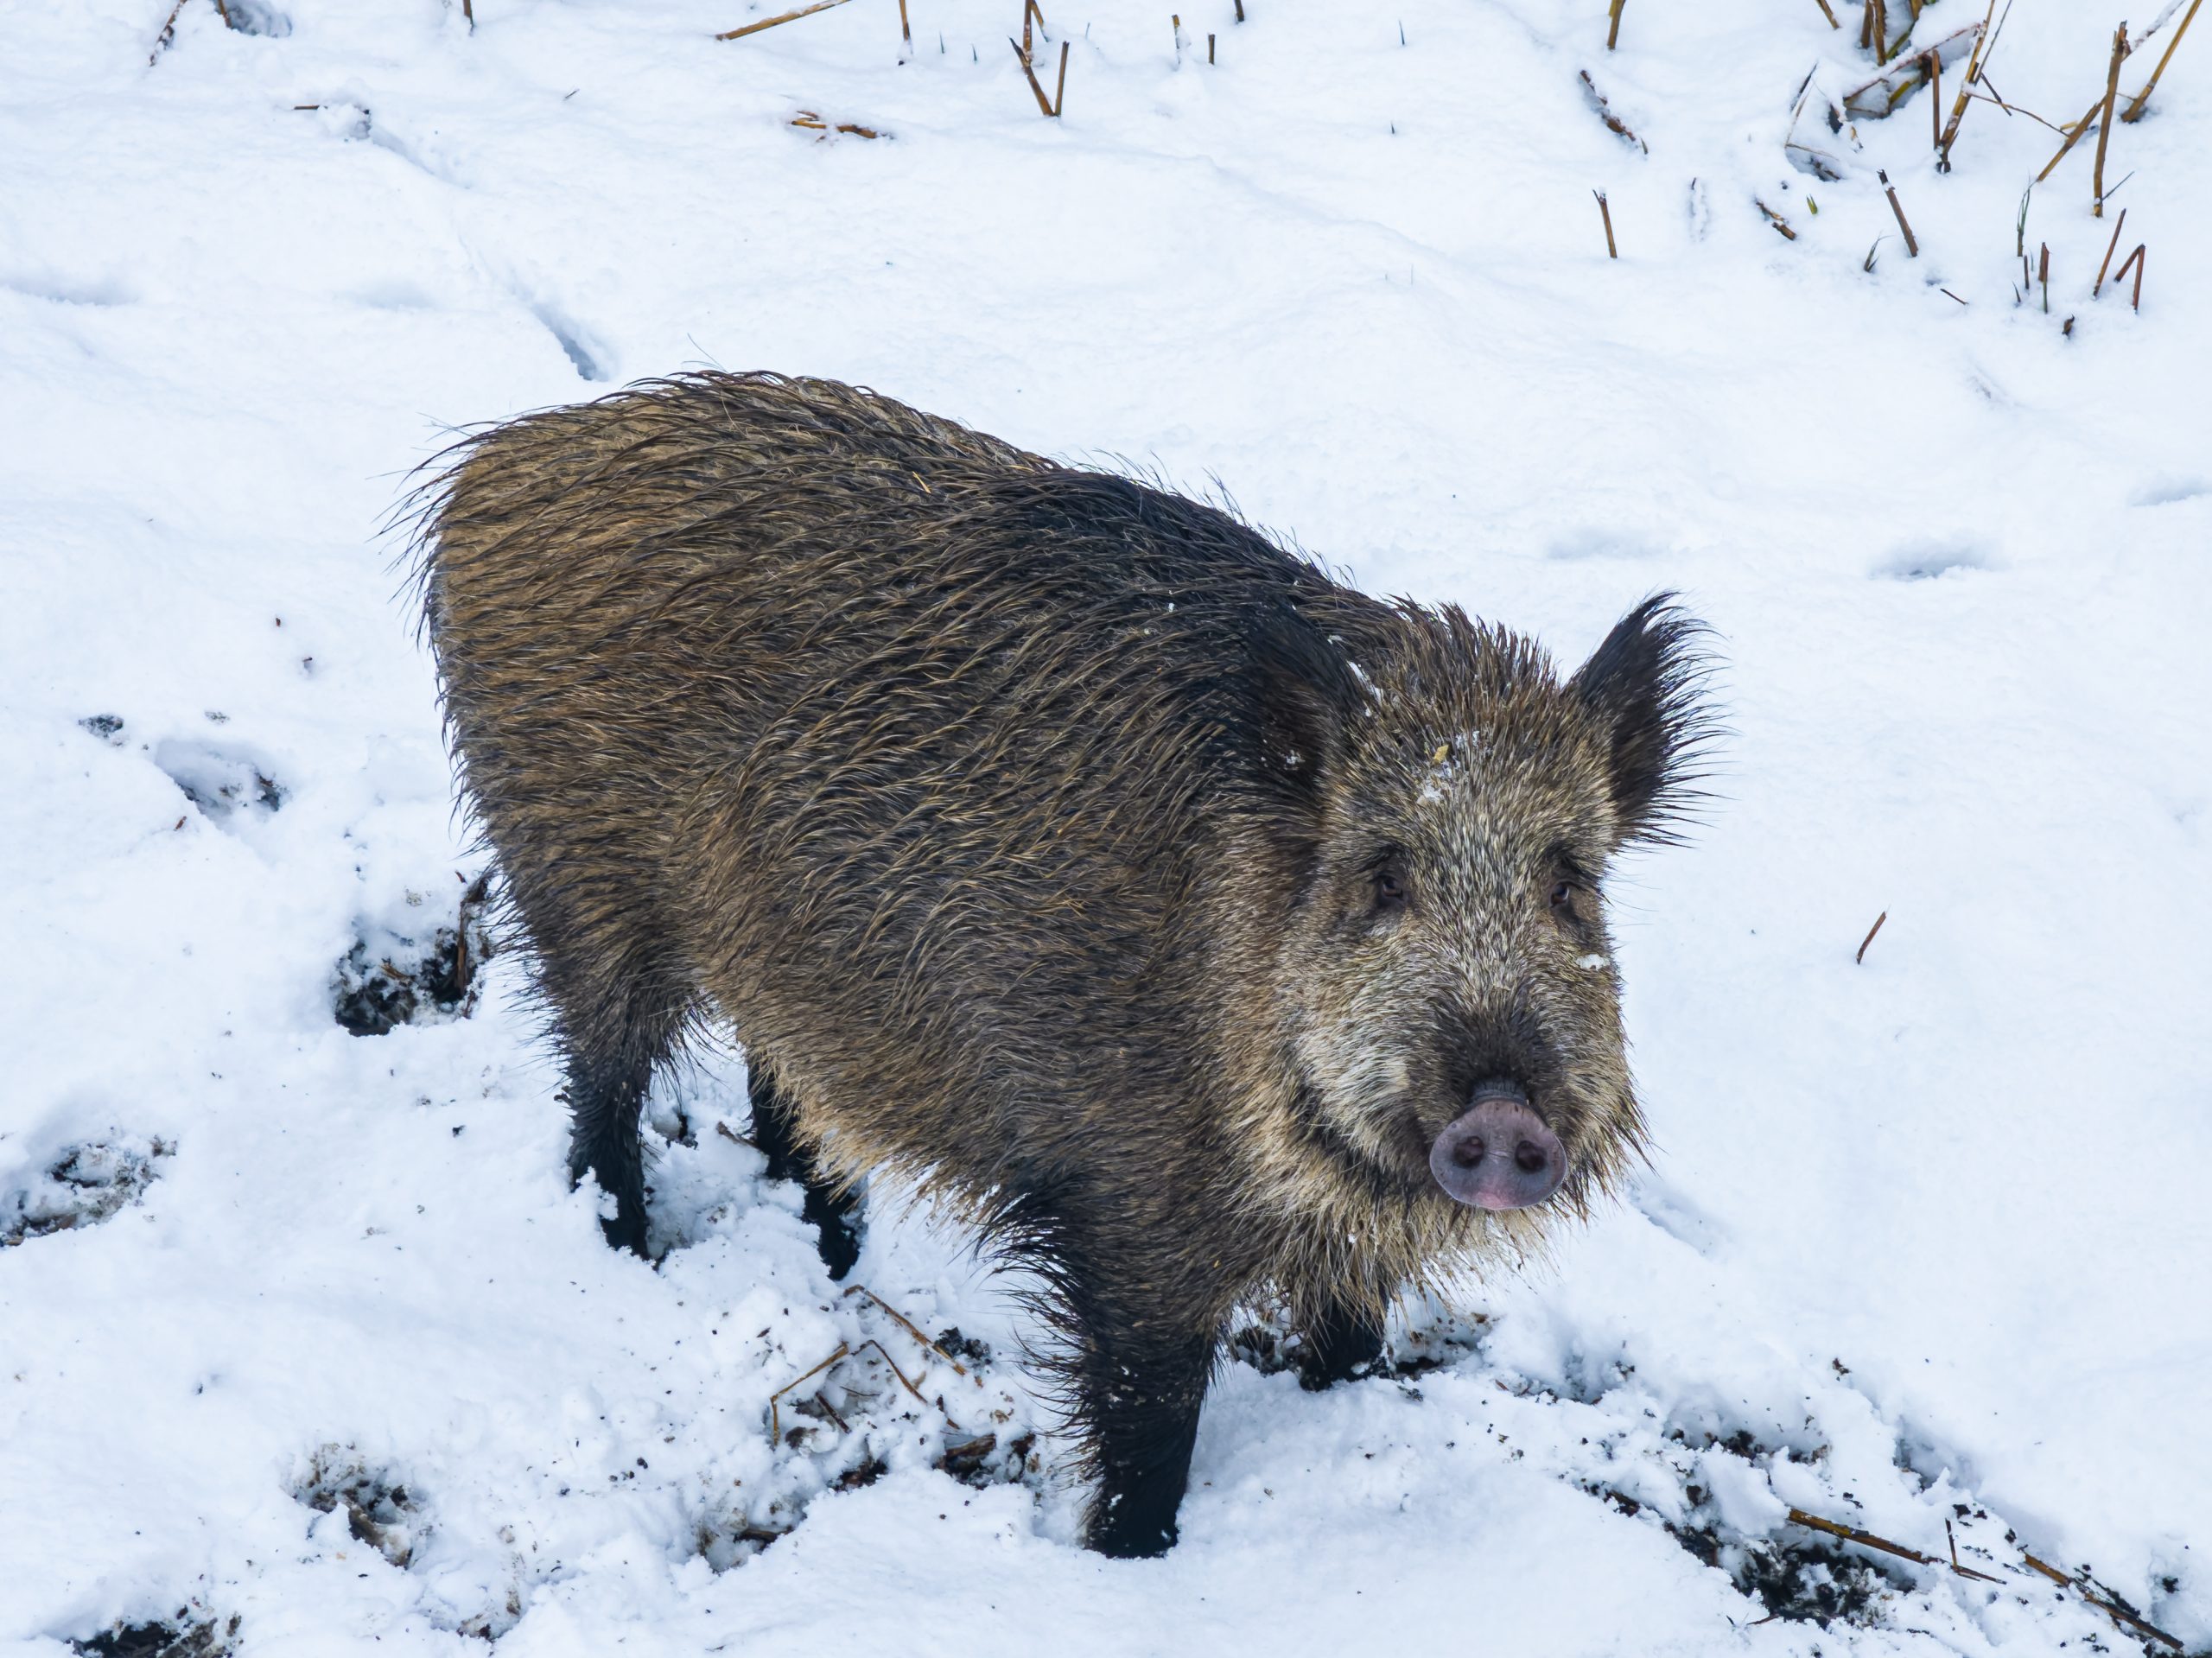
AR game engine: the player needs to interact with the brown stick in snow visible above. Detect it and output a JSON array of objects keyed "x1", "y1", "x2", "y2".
[
  {"x1": 2092, "y1": 22, "x2": 2130, "y2": 214},
  {"x1": 1855, "y1": 912, "x2": 1887, "y2": 963},
  {"x1": 716, "y1": 0, "x2": 854, "y2": 40},
  {"x1": 2093, "y1": 206, "x2": 2128, "y2": 295},
  {"x1": 1878, "y1": 171, "x2": 1918, "y2": 255},
  {"x1": 2123, "y1": 0, "x2": 2202, "y2": 118}
]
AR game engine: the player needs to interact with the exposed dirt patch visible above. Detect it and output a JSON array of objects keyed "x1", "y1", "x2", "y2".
[
  {"x1": 296, "y1": 1448, "x2": 424, "y2": 1569},
  {"x1": 3, "y1": 1136, "x2": 173, "y2": 1247},
  {"x1": 71, "y1": 1613, "x2": 238, "y2": 1658},
  {"x1": 333, "y1": 873, "x2": 493, "y2": 1036}
]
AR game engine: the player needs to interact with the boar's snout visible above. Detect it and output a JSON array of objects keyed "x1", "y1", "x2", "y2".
[{"x1": 1428, "y1": 1082, "x2": 1566, "y2": 1210}]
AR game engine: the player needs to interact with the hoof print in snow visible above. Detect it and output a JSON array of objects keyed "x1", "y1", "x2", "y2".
[
  {"x1": 3, "y1": 1135, "x2": 173, "y2": 1247},
  {"x1": 297, "y1": 1450, "x2": 423, "y2": 1569},
  {"x1": 70, "y1": 1613, "x2": 238, "y2": 1658},
  {"x1": 333, "y1": 874, "x2": 493, "y2": 1036},
  {"x1": 154, "y1": 739, "x2": 284, "y2": 821}
]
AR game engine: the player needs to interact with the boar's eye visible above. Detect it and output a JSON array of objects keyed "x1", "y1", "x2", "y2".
[
  {"x1": 1371, "y1": 865, "x2": 1408, "y2": 915},
  {"x1": 1548, "y1": 873, "x2": 1587, "y2": 927}
]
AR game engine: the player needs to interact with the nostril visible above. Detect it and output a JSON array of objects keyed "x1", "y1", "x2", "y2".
[
  {"x1": 1452, "y1": 1135, "x2": 1485, "y2": 1169},
  {"x1": 1514, "y1": 1140, "x2": 1548, "y2": 1174}
]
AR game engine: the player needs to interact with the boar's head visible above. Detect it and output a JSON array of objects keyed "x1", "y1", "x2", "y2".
[{"x1": 1258, "y1": 595, "x2": 1711, "y2": 1225}]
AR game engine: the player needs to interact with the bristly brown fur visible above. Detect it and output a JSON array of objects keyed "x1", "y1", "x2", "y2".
[{"x1": 409, "y1": 372, "x2": 1710, "y2": 1555}]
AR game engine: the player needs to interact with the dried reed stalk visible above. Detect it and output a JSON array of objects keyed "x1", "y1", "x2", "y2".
[
  {"x1": 2036, "y1": 92, "x2": 2110, "y2": 180},
  {"x1": 2093, "y1": 23, "x2": 2131, "y2": 213},
  {"x1": 2093, "y1": 206, "x2": 2128, "y2": 294},
  {"x1": 843, "y1": 1283, "x2": 984, "y2": 1382},
  {"x1": 1937, "y1": 0, "x2": 1998, "y2": 167},
  {"x1": 2113, "y1": 241, "x2": 2146, "y2": 308},
  {"x1": 2022, "y1": 1553, "x2": 2183, "y2": 1648},
  {"x1": 768, "y1": 1344, "x2": 849, "y2": 1441},
  {"x1": 1814, "y1": 0, "x2": 1840, "y2": 24},
  {"x1": 1878, "y1": 171, "x2": 1918, "y2": 255},
  {"x1": 1593, "y1": 190, "x2": 1618, "y2": 257},
  {"x1": 1855, "y1": 912, "x2": 1887, "y2": 963},
  {"x1": 2124, "y1": 0, "x2": 2201, "y2": 118},
  {"x1": 717, "y1": 0, "x2": 853, "y2": 41},
  {"x1": 1607, "y1": 0, "x2": 1626, "y2": 49},
  {"x1": 1756, "y1": 199, "x2": 1798, "y2": 239},
  {"x1": 1580, "y1": 71, "x2": 1649, "y2": 150},
  {"x1": 149, "y1": 0, "x2": 189, "y2": 64},
  {"x1": 1010, "y1": 36, "x2": 1057, "y2": 113}
]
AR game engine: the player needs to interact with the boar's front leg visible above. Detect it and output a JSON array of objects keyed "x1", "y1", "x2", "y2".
[{"x1": 1038, "y1": 1210, "x2": 1226, "y2": 1558}]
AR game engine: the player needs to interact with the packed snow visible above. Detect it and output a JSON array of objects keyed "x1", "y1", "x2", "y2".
[{"x1": 3, "y1": 0, "x2": 2209, "y2": 1652}]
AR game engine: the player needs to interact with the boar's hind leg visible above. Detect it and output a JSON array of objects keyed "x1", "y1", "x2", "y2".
[
  {"x1": 541, "y1": 949, "x2": 692, "y2": 1258},
  {"x1": 747, "y1": 1065, "x2": 862, "y2": 1280},
  {"x1": 1294, "y1": 1299, "x2": 1386, "y2": 1391}
]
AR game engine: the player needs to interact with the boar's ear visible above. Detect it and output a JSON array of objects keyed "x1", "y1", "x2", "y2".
[
  {"x1": 1567, "y1": 594, "x2": 1713, "y2": 847},
  {"x1": 1242, "y1": 601, "x2": 1359, "y2": 810}
]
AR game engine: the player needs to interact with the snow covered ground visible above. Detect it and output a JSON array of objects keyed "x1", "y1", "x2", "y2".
[{"x1": 3, "y1": 0, "x2": 2209, "y2": 1651}]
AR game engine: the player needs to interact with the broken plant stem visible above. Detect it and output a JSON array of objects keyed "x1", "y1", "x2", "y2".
[
  {"x1": 2123, "y1": 0, "x2": 2201, "y2": 117},
  {"x1": 716, "y1": 0, "x2": 854, "y2": 40},
  {"x1": 1756, "y1": 198, "x2": 1797, "y2": 239},
  {"x1": 2038, "y1": 241, "x2": 2050, "y2": 311},
  {"x1": 1937, "y1": 0, "x2": 1999, "y2": 167},
  {"x1": 2022, "y1": 1554, "x2": 2184, "y2": 1649},
  {"x1": 1878, "y1": 170, "x2": 1918, "y2": 256},
  {"x1": 1787, "y1": 1509, "x2": 2002, "y2": 1581},
  {"x1": 2094, "y1": 206, "x2": 2129, "y2": 294},
  {"x1": 2113, "y1": 241, "x2": 2146, "y2": 308},
  {"x1": 2036, "y1": 92, "x2": 2111, "y2": 181},
  {"x1": 767, "y1": 1344, "x2": 849, "y2": 1442},
  {"x1": 1855, "y1": 912, "x2": 1887, "y2": 963},
  {"x1": 1580, "y1": 70, "x2": 1648, "y2": 150},
  {"x1": 1592, "y1": 189, "x2": 1618, "y2": 257},
  {"x1": 1606, "y1": 0, "x2": 1625, "y2": 49},
  {"x1": 1814, "y1": 0, "x2": 1840, "y2": 25},
  {"x1": 2093, "y1": 22, "x2": 2130, "y2": 213},
  {"x1": 842, "y1": 1283, "x2": 984, "y2": 1382},
  {"x1": 898, "y1": 0, "x2": 911, "y2": 44},
  {"x1": 1010, "y1": 35, "x2": 1058, "y2": 114}
]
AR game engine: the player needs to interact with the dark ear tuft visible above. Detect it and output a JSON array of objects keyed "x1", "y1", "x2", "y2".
[
  {"x1": 1243, "y1": 601, "x2": 1359, "y2": 806},
  {"x1": 1567, "y1": 595, "x2": 1715, "y2": 846}
]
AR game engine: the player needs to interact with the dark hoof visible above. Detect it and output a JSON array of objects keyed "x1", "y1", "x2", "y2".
[
  {"x1": 599, "y1": 1199, "x2": 650, "y2": 1257},
  {"x1": 811, "y1": 1200, "x2": 861, "y2": 1280},
  {"x1": 1297, "y1": 1355, "x2": 1378, "y2": 1392},
  {"x1": 1089, "y1": 1511, "x2": 1179, "y2": 1559}
]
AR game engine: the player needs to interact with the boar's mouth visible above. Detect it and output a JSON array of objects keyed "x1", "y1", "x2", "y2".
[{"x1": 1427, "y1": 1080, "x2": 1567, "y2": 1210}]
